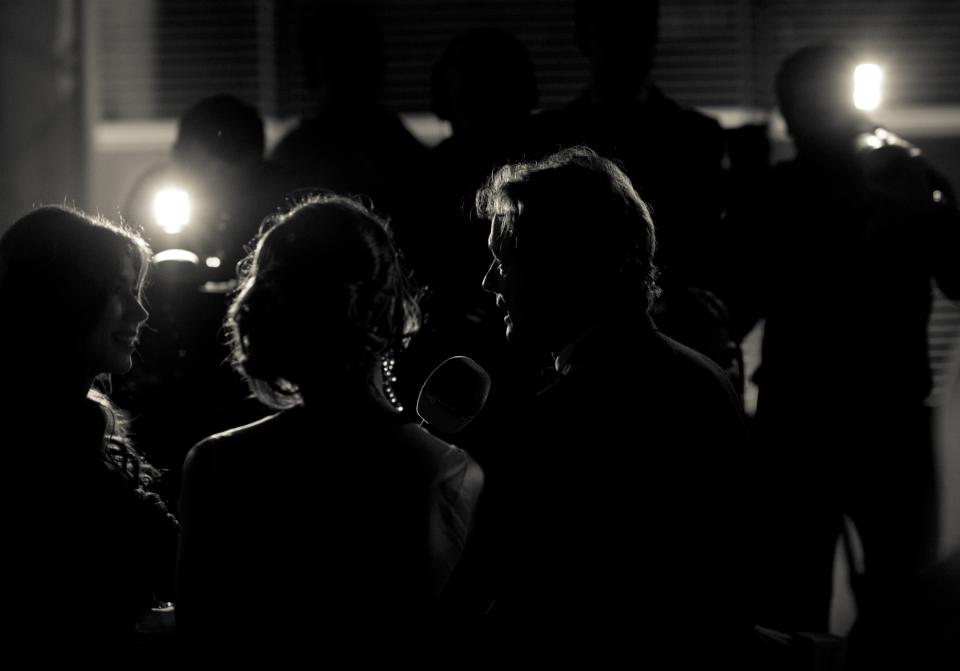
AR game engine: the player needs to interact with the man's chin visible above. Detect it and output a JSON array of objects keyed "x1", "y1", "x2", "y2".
[{"x1": 505, "y1": 323, "x2": 536, "y2": 350}]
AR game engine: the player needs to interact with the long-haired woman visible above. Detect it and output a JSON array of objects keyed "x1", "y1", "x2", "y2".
[{"x1": 0, "y1": 206, "x2": 178, "y2": 666}]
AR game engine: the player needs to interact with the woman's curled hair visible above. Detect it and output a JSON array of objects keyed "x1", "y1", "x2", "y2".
[
  {"x1": 0, "y1": 205, "x2": 158, "y2": 489},
  {"x1": 227, "y1": 193, "x2": 420, "y2": 409}
]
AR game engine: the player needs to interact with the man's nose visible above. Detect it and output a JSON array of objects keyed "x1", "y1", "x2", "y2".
[{"x1": 481, "y1": 264, "x2": 496, "y2": 293}]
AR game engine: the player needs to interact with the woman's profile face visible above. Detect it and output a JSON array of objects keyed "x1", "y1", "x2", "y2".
[{"x1": 83, "y1": 256, "x2": 149, "y2": 376}]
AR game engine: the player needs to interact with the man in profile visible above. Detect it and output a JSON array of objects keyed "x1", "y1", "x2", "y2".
[{"x1": 474, "y1": 146, "x2": 752, "y2": 664}]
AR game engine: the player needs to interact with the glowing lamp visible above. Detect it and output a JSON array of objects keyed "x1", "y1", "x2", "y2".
[
  {"x1": 153, "y1": 248, "x2": 200, "y2": 265},
  {"x1": 204, "y1": 256, "x2": 222, "y2": 268},
  {"x1": 153, "y1": 188, "x2": 192, "y2": 234},
  {"x1": 853, "y1": 63, "x2": 882, "y2": 111}
]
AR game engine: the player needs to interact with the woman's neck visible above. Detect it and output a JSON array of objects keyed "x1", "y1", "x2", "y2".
[{"x1": 298, "y1": 363, "x2": 399, "y2": 416}]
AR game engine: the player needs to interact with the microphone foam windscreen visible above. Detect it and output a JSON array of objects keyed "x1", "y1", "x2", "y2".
[{"x1": 416, "y1": 356, "x2": 491, "y2": 434}]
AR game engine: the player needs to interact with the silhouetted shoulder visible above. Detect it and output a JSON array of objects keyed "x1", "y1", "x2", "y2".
[
  {"x1": 270, "y1": 109, "x2": 425, "y2": 164},
  {"x1": 565, "y1": 315, "x2": 739, "y2": 397},
  {"x1": 184, "y1": 406, "x2": 481, "y2": 491},
  {"x1": 182, "y1": 411, "x2": 278, "y2": 467},
  {"x1": 531, "y1": 86, "x2": 722, "y2": 145},
  {"x1": 654, "y1": 89, "x2": 723, "y2": 134},
  {"x1": 391, "y1": 421, "x2": 485, "y2": 491},
  {"x1": 541, "y1": 316, "x2": 747, "y2": 453},
  {"x1": 643, "y1": 88, "x2": 726, "y2": 166},
  {"x1": 191, "y1": 411, "x2": 281, "y2": 446},
  {"x1": 652, "y1": 327, "x2": 739, "y2": 390},
  {"x1": 269, "y1": 119, "x2": 333, "y2": 164}
]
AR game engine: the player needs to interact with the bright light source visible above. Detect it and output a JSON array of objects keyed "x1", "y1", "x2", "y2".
[
  {"x1": 153, "y1": 248, "x2": 200, "y2": 264},
  {"x1": 854, "y1": 63, "x2": 883, "y2": 110},
  {"x1": 153, "y1": 188, "x2": 191, "y2": 234},
  {"x1": 204, "y1": 256, "x2": 222, "y2": 268}
]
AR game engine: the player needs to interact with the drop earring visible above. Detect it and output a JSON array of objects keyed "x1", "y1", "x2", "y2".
[{"x1": 381, "y1": 355, "x2": 403, "y2": 412}]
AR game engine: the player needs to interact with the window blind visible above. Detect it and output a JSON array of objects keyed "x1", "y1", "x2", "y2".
[{"x1": 96, "y1": 0, "x2": 960, "y2": 120}]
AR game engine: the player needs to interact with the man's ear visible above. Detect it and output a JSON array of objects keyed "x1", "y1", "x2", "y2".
[{"x1": 532, "y1": 258, "x2": 582, "y2": 308}]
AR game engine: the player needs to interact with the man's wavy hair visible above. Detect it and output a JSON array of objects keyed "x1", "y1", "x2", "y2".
[
  {"x1": 227, "y1": 193, "x2": 421, "y2": 409},
  {"x1": 475, "y1": 145, "x2": 659, "y2": 311},
  {"x1": 0, "y1": 205, "x2": 158, "y2": 488}
]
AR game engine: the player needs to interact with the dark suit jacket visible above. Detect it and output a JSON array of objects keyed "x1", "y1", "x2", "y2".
[{"x1": 476, "y1": 313, "x2": 752, "y2": 664}]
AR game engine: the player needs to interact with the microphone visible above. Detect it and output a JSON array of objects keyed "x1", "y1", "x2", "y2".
[{"x1": 417, "y1": 356, "x2": 491, "y2": 435}]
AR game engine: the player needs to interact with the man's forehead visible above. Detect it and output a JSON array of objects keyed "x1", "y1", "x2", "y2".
[{"x1": 488, "y1": 216, "x2": 516, "y2": 255}]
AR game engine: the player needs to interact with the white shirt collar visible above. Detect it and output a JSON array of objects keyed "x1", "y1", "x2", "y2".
[{"x1": 553, "y1": 325, "x2": 599, "y2": 377}]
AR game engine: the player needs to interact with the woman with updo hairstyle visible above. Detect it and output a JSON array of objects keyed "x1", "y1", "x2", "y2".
[
  {"x1": 0, "y1": 205, "x2": 178, "y2": 666},
  {"x1": 176, "y1": 194, "x2": 484, "y2": 663}
]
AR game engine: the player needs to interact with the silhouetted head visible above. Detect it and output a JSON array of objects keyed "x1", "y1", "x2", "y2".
[
  {"x1": 173, "y1": 94, "x2": 265, "y2": 165},
  {"x1": 431, "y1": 28, "x2": 538, "y2": 138},
  {"x1": 227, "y1": 194, "x2": 420, "y2": 409},
  {"x1": 300, "y1": 4, "x2": 385, "y2": 109},
  {"x1": 776, "y1": 44, "x2": 871, "y2": 157},
  {"x1": 0, "y1": 206, "x2": 151, "y2": 389},
  {"x1": 575, "y1": 0, "x2": 660, "y2": 102},
  {"x1": 478, "y1": 146, "x2": 658, "y2": 352}
]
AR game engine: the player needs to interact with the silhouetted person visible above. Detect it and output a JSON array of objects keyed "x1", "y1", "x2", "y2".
[
  {"x1": 175, "y1": 194, "x2": 483, "y2": 666},
  {"x1": 530, "y1": 0, "x2": 727, "y2": 294},
  {"x1": 0, "y1": 206, "x2": 178, "y2": 667},
  {"x1": 270, "y1": 4, "x2": 427, "y2": 251},
  {"x1": 726, "y1": 44, "x2": 960, "y2": 667},
  {"x1": 394, "y1": 28, "x2": 544, "y2": 437},
  {"x1": 652, "y1": 286, "x2": 744, "y2": 396},
  {"x1": 120, "y1": 95, "x2": 287, "y2": 487},
  {"x1": 940, "y1": 346, "x2": 960, "y2": 559},
  {"x1": 471, "y1": 146, "x2": 751, "y2": 665},
  {"x1": 124, "y1": 94, "x2": 292, "y2": 284}
]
